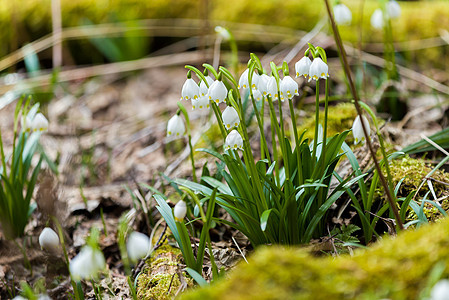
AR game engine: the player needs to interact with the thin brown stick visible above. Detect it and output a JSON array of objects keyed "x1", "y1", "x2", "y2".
[
  {"x1": 323, "y1": 0, "x2": 403, "y2": 230},
  {"x1": 51, "y1": 0, "x2": 62, "y2": 68}
]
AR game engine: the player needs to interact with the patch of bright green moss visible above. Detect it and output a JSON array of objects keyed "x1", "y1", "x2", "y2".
[{"x1": 181, "y1": 217, "x2": 449, "y2": 299}]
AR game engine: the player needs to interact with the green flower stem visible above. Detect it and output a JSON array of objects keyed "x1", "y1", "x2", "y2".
[
  {"x1": 249, "y1": 92, "x2": 271, "y2": 163},
  {"x1": 323, "y1": 0, "x2": 403, "y2": 230},
  {"x1": 210, "y1": 102, "x2": 227, "y2": 139},
  {"x1": 322, "y1": 78, "x2": 330, "y2": 168},
  {"x1": 312, "y1": 80, "x2": 320, "y2": 162},
  {"x1": 267, "y1": 96, "x2": 283, "y2": 184},
  {"x1": 276, "y1": 96, "x2": 290, "y2": 180},
  {"x1": 178, "y1": 102, "x2": 197, "y2": 183},
  {"x1": 288, "y1": 98, "x2": 303, "y2": 183}
]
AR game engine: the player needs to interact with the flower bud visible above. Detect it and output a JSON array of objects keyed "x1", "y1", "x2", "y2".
[
  {"x1": 371, "y1": 9, "x2": 384, "y2": 29},
  {"x1": 174, "y1": 200, "x2": 187, "y2": 221},
  {"x1": 387, "y1": 0, "x2": 401, "y2": 19},
  {"x1": 39, "y1": 227, "x2": 59, "y2": 252},
  {"x1": 333, "y1": 4, "x2": 352, "y2": 25},
  {"x1": 69, "y1": 245, "x2": 105, "y2": 280},
  {"x1": 352, "y1": 115, "x2": 371, "y2": 145},
  {"x1": 127, "y1": 231, "x2": 152, "y2": 262}
]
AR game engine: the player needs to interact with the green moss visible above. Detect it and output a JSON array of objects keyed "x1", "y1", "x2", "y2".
[
  {"x1": 137, "y1": 243, "x2": 193, "y2": 300},
  {"x1": 181, "y1": 217, "x2": 449, "y2": 299},
  {"x1": 297, "y1": 103, "x2": 357, "y2": 143}
]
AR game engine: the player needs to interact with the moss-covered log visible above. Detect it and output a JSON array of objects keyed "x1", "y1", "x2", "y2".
[{"x1": 181, "y1": 217, "x2": 449, "y2": 299}]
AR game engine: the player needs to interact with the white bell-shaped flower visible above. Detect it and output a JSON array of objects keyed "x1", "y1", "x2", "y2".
[
  {"x1": 31, "y1": 113, "x2": 49, "y2": 132},
  {"x1": 208, "y1": 80, "x2": 228, "y2": 104},
  {"x1": 181, "y1": 78, "x2": 200, "y2": 101},
  {"x1": 309, "y1": 58, "x2": 329, "y2": 81},
  {"x1": 267, "y1": 76, "x2": 280, "y2": 101},
  {"x1": 238, "y1": 69, "x2": 250, "y2": 90},
  {"x1": 280, "y1": 76, "x2": 299, "y2": 100},
  {"x1": 127, "y1": 231, "x2": 152, "y2": 262},
  {"x1": 174, "y1": 200, "x2": 187, "y2": 221},
  {"x1": 257, "y1": 74, "x2": 270, "y2": 96},
  {"x1": 69, "y1": 245, "x2": 106, "y2": 280},
  {"x1": 251, "y1": 73, "x2": 260, "y2": 90},
  {"x1": 222, "y1": 106, "x2": 240, "y2": 129},
  {"x1": 192, "y1": 95, "x2": 210, "y2": 110},
  {"x1": 333, "y1": 3, "x2": 352, "y2": 25},
  {"x1": 224, "y1": 130, "x2": 244, "y2": 151},
  {"x1": 39, "y1": 227, "x2": 59, "y2": 252},
  {"x1": 387, "y1": 0, "x2": 401, "y2": 19},
  {"x1": 295, "y1": 56, "x2": 312, "y2": 79},
  {"x1": 371, "y1": 9, "x2": 384, "y2": 29},
  {"x1": 21, "y1": 114, "x2": 34, "y2": 132},
  {"x1": 167, "y1": 114, "x2": 185, "y2": 137},
  {"x1": 430, "y1": 279, "x2": 449, "y2": 300},
  {"x1": 252, "y1": 89, "x2": 263, "y2": 101},
  {"x1": 199, "y1": 75, "x2": 214, "y2": 97},
  {"x1": 352, "y1": 115, "x2": 370, "y2": 145},
  {"x1": 215, "y1": 26, "x2": 231, "y2": 41}
]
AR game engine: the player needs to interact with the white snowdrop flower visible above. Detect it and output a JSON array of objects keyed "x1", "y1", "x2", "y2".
[
  {"x1": 334, "y1": 3, "x2": 352, "y2": 25},
  {"x1": 174, "y1": 200, "x2": 187, "y2": 221},
  {"x1": 251, "y1": 73, "x2": 260, "y2": 90},
  {"x1": 37, "y1": 294, "x2": 51, "y2": 300},
  {"x1": 21, "y1": 114, "x2": 33, "y2": 132},
  {"x1": 208, "y1": 80, "x2": 228, "y2": 104},
  {"x1": 69, "y1": 245, "x2": 106, "y2": 280},
  {"x1": 238, "y1": 69, "x2": 250, "y2": 90},
  {"x1": 371, "y1": 9, "x2": 384, "y2": 29},
  {"x1": 192, "y1": 95, "x2": 210, "y2": 110},
  {"x1": 352, "y1": 115, "x2": 370, "y2": 145},
  {"x1": 387, "y1": 0, "x2": 401, "y2": 19},
  {"x1": 127, "y1": 231, "x2": 152, "y2": 262},
  {"x1": 199, "y1": 75, "x2": 214, "y2": 97},
  {"x1": 12, "y1": 296, "x2": 27, "y2": 300},
  {"x1": 39, "y1": 227, "x2": 59, "y2": 252},
  {"x1": 167, "y1": 114, "x2": 185, "y2": 137},
  {"x1": 267, "y1": 76, "x2": 280, "y2": 101},
  {"x1": 252, "y1": 89, "x2": 263, "y2": 101},
  {"x1": 222, "y1": 106, "x2": 240, "y2": 129},
  {"x1": 215, "y1": 26, "x2": 231, "y2": 40},
  {"x1": 224, "y1": 130, "x2": 244, "y2": 151},
  {"x1": 280, "y1": 76, "x2": 299, "y2": 100},
  {"x1": 309, "y1": 58, "x2": 329, "y2": 81},
  {"x1": 295, "y1": 56, "x2": 312, "y2": 79},
  {"x1": 257, "y1": 74, "x2": 270, "y2": 96},
  {"x1": 31, "y1": 113, "x2": 49, "y2": 132},
  {"x1": 430, "y1": 279, "x2": 449, "y2": 300},
  {"x1": 181, "y1": 78, "x2": 200, "y2": 101}
]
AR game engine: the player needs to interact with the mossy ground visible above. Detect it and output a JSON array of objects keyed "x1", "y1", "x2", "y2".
[{"x1": 181, "y1": 217, "x2": 449, "y2": 300}]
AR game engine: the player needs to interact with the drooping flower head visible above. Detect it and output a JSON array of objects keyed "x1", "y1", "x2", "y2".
[
  {"x1": 371, "y1": 9, "x2": 384, "y2": 29},
  {"x1": 222, "y1": 106, "x2": 240, "y2": 129},
  {"x1": 267, "y1": 76, "x2": 280, "y2": 101},
  {"x1": 257, "y1": 74, "x2": 271, "y2": 96},
  {"x1": 174, "y1": 200, "x2": 187, "y2": 221},
  {"x1": 192, "y1": 95, "x2": 210, "y2": 110},
  {"x1": 224, "y1": 130, "x2": 244, "y2": 151},
  {"x1": 199, "y1": 75, "x2": 214, "y2": 97},
  {"x1": 238, "y1": 69, "x2": 260, "y2": 90},
  {"x1": 387, "y1": 0, "x2": 401, "y2": 19},
  {"x1": 280, "y1": 76, "x2": 299, "y2": 100},
  {"x1": 308, "y1": 57, "x2": 329, "y2": 81},
  {"x1": 430, "y1": 279, "x2": 449, "y2": 300},
  {"x1": 208, "y1": 79, "x2": 228, "y2": 104},
  {"x1": 31, "y1": 113, "x2": 49, "y2": 132},
  {"x1": 167, "y1": 114, "x2": 185, "y2": 137},
  {"x1": 69, "y1": 245, "x2": 106, "y2": 280},
  {"x1": 127, "y1": 231, "x2": 152, "y2": 262},
  {"x1": 352, "y1": 115, "x2": 371, "y2": 145},
  {"x1": 181, "y1": 74, "x2": 200, "y2": 101},
  {"x1": 295, "y1": 56, "x2": 312, "y2": 79},
  {"x1": 252, "y1": 89, "x2": 263, "y2": 101},
  {"x1": 39, "y1": 227, "x2": 59, "y2": 252},
  {"x1": 333, "y1": 3, "x2": 352, "y2": 25}
]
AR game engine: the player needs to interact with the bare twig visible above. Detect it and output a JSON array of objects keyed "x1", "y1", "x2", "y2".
[{"x1": 231, "y1": 236, "x2": 248, "y2": 264}]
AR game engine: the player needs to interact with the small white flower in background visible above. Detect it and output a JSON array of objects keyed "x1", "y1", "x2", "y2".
[
  {"x1": 222, "y1": 106, "x2": 240, "y2": 129},
  {"x1": 21, "y1": 114, "x2": 33, "y2": 132},
  {"x1": 387, "y1": 0, "x2": 401, "y2": 19},
  {"x1": 208, "y1": 80, "x2": 228, "y2": 104},
  {"x1": 37, "y1": 294, "x2": 51, "y2": 300},
  {"x1": 224, "y1": 130, "x2": 244, "y2": 151},
  {"x1": 333, "y1": 3, "x2": 352, "y2": 25},
  {"x1": 69, "y1": 245, "x2": 106, "y2": 280},
  {"x1": 267, "y1": 76, "x2": 280, "y2": 101},
  {"x1": 257, "y1": 74, "x2": 270, "y2": 96},
  {"x1": 181, "y1": 78, "x2": 200, "y2": 101},
  {"x1": 174, "y1": 200, "x2": 187, "y2": 221},
  {"x1": 192, "y1": 95, "x2": 210, "y2": 110},
  {"x1": 252, "y1": 89, "x2": 263, "y2": 101},
  {"x1": 295, "y1": 56, "x2": 312, "y2": 79},
  {"x1": 12, "y1": 296, "x2": 27, "y2": 300},
  {"x1": 39, "y1": 227, "x2": 59, "y2": 252},
  {"x1": 215, "y1": 26, "x2": 231, "y2": 41},
  {"x1": 352, "y1": 115, "x2": 371, "y2": 145},
  {"x1": 199, "y1": 75, "x2": 214, "y2": 97},
  {"x1": 31, "y1": 113, "x2": 49, "y2": 132},
  {"x1": 127, "y1": 231, "x2": 152, "y2": 262},
  {"x1": 430, "y1": 279, "x2": 449, "y2": 300},
  {"x1": 308, "y1": 58, "x2": 329, "y2": 81},
  {"x1": 167, "y1": 114, "x2": 185, "y2": 137},
  {"x1": 280, "y1": 76, "x2": 299, "y2": 100},
  {"x1": 371, "y1": 9, "x2": 384, "y2": 29}
]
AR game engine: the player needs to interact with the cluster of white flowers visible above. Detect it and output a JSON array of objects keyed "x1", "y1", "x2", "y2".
[
  {"x1": 371, "y1": 0, "x2": 401, "y2": 29},
  {"x1": 22, "y1": 112, "x2": 49, "y2": 133},
  {"x1": 295, "y1": 56, "x2": 329, "y2": 82}
]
